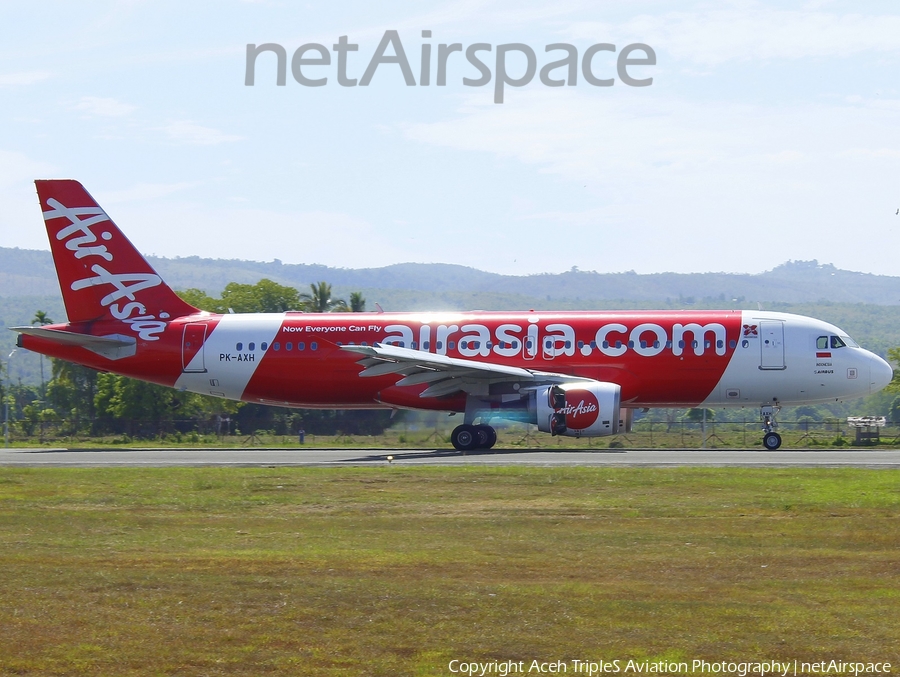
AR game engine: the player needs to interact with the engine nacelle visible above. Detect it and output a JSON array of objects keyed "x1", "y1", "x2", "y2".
[{"x1": 535, "y1": 382, "x2": 621, "y2": 437}]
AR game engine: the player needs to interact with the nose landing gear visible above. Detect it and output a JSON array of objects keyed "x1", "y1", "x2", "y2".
[{"x1": 761, "y1": 404, "x2": 782, "y2": 450}]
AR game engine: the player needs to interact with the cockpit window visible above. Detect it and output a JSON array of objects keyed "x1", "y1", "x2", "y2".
[
  {"x1": 830, "y1": 335, "x2": 846, "y2": 349},
  {"x1": 816, "y1": 336, "x2": 828, "y2": 350},
  {"x1": 841, "y1": 335, "x2": 859, "y2": 348}
]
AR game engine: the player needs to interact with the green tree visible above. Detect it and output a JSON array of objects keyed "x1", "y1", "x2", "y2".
[
  {"x1": 889, "y1": 396, "x2": 900, "y2": 424},
  {"x1": 176, "y1": 288, "x2": 223, "y2": 312},
  {"x1": 32, "y1": 310, "x2": 53, "y2": 399},
  {"x1": 46, "y1": 360, "x2": 99, "y2": 433},
  {"x1": 221, "y1": 279, "x2": 301, "y2": 313},
  {"x1": 300, "y1": 282, "x2": 348, "y2": 312},
  {"x1": 349, "y1": 291, "x2": 366, "y2": 312},
  {"x1": 685, "y1": 408, "x2": 715, "y2": 422},
  {"x1": 94, "y1": 373, "x2": 240, "y2": 437},
  {"x1": 177, "y1": 279, "x2": 301, "y2": 314},
  {"x1": 885, "y1": 347, "x2": 900, "y2": 392}
]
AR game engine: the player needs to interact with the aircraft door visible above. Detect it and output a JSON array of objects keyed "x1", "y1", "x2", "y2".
[
  {"x1": 182, "y1": 323, "x2": 208, "y2": 373},
  {"x1": 759, "y1": 320, "x2": 785, "y2": 370}
]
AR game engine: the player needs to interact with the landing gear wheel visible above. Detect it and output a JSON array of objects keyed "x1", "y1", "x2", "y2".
[
  {"x1": 763, "y1": 432, "x2": 782, "y2": 450},
  {"x1": 451, "y1": 424, "x2": 477, "y2": 451},
  {"x1": 474, "y1": 425, "x2": 497, "y2": 450}
]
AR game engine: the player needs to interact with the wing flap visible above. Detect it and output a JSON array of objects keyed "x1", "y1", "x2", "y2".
[{"x1": 342, "y1": 343, "x2": 589, "y2": 398}]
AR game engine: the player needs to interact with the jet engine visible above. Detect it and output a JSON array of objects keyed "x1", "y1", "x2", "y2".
[{"x1": 534, "y1": 382, "x2": 622, "y2": 437}]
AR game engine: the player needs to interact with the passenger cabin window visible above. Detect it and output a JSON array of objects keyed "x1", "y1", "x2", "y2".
[
  {"x1": 273, "y1": 342, "x2": 280, "y2": 351},
  {"x1": 236, "y1": 342, "x2": 243, "y2": 351},
  {"x1": 830, "y1": 336, "x2": 846, "y2": 349},
  {"x1": 286, "y1": 342, "x2": 293, "y2": 351},
  {"x1": 248, "y1": 342, "x2": 255, "y2": 351},
  {"x1": 298, "y1": 342, "x2": 306, "y2": 350}
]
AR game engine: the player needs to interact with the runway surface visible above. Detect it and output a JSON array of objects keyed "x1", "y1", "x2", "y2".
[{"x1": 2, "y1": 447, "x2": 900, "y2": 467}]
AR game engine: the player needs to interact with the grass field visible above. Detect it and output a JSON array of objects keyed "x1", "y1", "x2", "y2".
[{"x1": 0, "y1": 467, "x2": 897, "y2": 676}]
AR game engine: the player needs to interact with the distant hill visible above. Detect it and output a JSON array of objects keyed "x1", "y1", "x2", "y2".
[
  {"x1": 3, "y1": 246, "x2": 900, "y2": 305},
  {"x1": 4, "y1": 247, "x2": 900, "y2": 386}
]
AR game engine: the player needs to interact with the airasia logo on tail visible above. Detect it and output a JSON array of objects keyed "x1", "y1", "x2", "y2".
[
  {"x1": 561, "y1": 389, "x2": 600, "y2": 429},
  {"x1": 44, "y1": 197, "x2": 167, "y2": 341}
]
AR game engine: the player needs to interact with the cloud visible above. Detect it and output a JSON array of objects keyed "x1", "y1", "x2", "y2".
[
  {"x1": 0, "y1": 149, "x2": 58, "y2": 251},
  {"x1": 100, "y1": 181, "x2": 198, "y2": 204},
  {"x1": 563, "y1": 8, "x2": 900, "y2": 66},
  {"x1": 0, "y1": 149, "x2": 56, "y2": 187},
  {"x1": 111, "y1": 202, "x2": 409, "y2": 268},
  {"x1": 73, "y1": 96, "x2": 138, "y2": 117},
  {"x1": 160, "y1": 121, "x2": 243, "y2": 145},
  {"x1": 401, "y1": 89, "x2": 900, "y2": 273},
  {"x1": 0, "y1": 71, "x2": 51, "y2": 86}
]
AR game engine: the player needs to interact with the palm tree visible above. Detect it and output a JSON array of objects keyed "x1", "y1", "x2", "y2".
[
  {"x1": 299, "y1": 282, "x2": 347, "y2": 313},
  {"x1": 32, "y1": 311, "x2": 53, "y2": 400},
  {"x1": 349, "y1": 292, "x2": 366, "y2": 312},
  {"x1": 33, "y1": 310, "x2": 53, "y2": 326}
]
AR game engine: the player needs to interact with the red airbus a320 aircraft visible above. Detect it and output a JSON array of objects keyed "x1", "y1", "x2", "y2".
[{"x1": 11, "y1": 180, "x2": 893, "y2": 450}]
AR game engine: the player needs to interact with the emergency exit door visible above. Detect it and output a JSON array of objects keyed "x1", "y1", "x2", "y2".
[
  {"x1": 182, "y1": 323, "x2": 207, "y2": 373},
  {"x1": 759, "y1": 320, "x2": 785, "y2": 370}
]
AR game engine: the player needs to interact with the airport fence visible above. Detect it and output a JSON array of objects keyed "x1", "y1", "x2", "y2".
[{"x1": 2, "y1": 416, "x2": 899, "y2": 449}]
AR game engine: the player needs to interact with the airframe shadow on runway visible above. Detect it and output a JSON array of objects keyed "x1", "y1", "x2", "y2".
[{"x1": 339, "y1": 447, "x2": 630, "y2": 463}]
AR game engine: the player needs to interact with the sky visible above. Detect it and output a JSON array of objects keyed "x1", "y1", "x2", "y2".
[{"x1": 1, "y1": 0, "x2": 899, "y2": 277}]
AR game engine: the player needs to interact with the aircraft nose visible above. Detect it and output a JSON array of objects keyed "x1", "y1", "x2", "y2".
[{"x1": 869, "y1": 353, "x2": 893, "y2": 393}]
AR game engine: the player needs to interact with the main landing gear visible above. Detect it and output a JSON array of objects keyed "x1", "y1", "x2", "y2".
[
  {"x1": 451, "y1": 424, "x2": 497, "y2": 451},
  {"x1": 760, "y1": 404, "x2": 782, "y2": 450}
]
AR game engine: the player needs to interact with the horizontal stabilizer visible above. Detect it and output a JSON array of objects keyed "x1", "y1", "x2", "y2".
[{"x1": 11, "y1": 326, "x2": 136, "y2": 360}]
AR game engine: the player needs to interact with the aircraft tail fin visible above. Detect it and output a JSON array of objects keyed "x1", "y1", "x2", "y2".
[{"x1": 35, "y1": 179, "x2": 198, "y2": 326}]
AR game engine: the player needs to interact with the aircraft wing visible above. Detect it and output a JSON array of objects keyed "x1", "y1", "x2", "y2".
[{"x1": 341, "y1": 343, "x2": 590, "y2": 398}]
